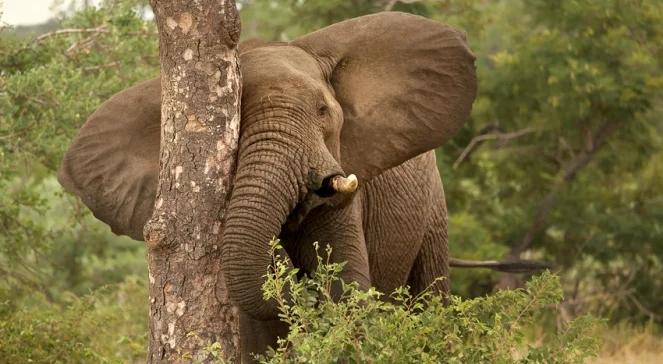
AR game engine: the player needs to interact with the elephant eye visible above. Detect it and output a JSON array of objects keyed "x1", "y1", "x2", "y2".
[{"x1": 317, "y1": 104, "x2": 329, "y2": 117}]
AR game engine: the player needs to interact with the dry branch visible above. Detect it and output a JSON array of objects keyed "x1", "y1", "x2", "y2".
[
  {"x1": 82, "y1": 62, "x2": 120, "y2": 72},
  {"x1": 453, "y1": 127, "x2": 535, "y2": 169},
  {"x1": 34, "y1": 26, "x2": 109, "y2": 43}
]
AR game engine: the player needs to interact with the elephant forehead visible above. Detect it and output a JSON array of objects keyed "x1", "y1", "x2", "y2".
[{"x1": 240, "y1": 46, "x2": 323, "y2": 89}]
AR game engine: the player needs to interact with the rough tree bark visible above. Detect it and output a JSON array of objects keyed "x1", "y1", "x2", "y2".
[{"x1": 145, "y1": 1, "x2": 241, "y2": 362}]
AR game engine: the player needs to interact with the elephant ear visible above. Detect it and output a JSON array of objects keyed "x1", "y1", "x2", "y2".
[
  {"x1": 58, "y1": 78, "x2": 161, "y2": 241},
  {"x1": 293, "y1": 12, "x2": 476, "y2": 181}
]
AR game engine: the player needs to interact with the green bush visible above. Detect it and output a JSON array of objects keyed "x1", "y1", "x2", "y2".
[
  {"x1": 257, "y1": 240, "x2": 601, "y2": 363},
  {"x1": 0, "y1": 277, "x2": 147, "y2": 363}
]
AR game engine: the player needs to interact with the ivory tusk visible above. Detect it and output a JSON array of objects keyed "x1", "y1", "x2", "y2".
[{"x1": 331, "y1": 174, "x2": 358, "y2": 194}]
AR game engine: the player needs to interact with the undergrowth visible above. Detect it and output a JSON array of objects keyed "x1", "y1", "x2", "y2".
[{"x1": 253, "y1": 239, "x2": 602, "y2": 363}]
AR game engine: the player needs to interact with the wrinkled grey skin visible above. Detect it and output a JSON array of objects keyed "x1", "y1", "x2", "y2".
[{"x1": 59, "y1": 12, "x2": 478, "y2": 359}]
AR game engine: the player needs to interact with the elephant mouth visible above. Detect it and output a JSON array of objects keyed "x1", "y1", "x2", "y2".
[{"x1": 313, "y1": 175, "x2": 340, "y2": 198}]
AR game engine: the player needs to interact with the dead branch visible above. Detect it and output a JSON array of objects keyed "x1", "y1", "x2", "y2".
[
  {"x1": 34, "y1": 26, "x2": 109, "y2": 43},
  {"x1": 453, "y1": 127, "x2": 535, "y2": 169},
  {"x1": 449, "y1": 257, "x2": 551, "y2": 273},
  {"x1": 83, "y1": 62, "x2": 120, "y2": 72},
  {"x1": 65, "y1": 30, "x2": 108, "y2": 55}
]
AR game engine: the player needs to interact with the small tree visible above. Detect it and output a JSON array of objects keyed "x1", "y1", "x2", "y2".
[{"x1": 145, "y1": 1, "x2": 242, "y2": 362}]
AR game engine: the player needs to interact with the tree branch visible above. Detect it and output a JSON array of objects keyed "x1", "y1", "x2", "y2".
[
  {"x1": 82, "y1": 62, "x2": 120, "y2": 72},
  {"x1": 453, "y1": 127, "x2": 535, "y2": 169},
  {"x1": 508, "y1": 122, "x2": 619, "y2": 259},
  {"x1": 34, "y1": 26, "x2": 109, "y2": 43},
  {"x1": 449, "y1": 257, "x2": 551, "y2": 273}
]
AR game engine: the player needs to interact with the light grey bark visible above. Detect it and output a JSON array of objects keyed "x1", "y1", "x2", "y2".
[{"x1": 145, "y1": 1, "x2": 241, "y2": 362}]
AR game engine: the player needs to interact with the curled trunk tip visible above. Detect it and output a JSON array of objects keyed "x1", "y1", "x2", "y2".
[{"x1": 330, "y1": 173, "x2": 358, "y2": 194}]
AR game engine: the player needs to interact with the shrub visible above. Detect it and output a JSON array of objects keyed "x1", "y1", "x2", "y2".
[
  {"x1": 257, "y1": 239, "x2": 601, "y2": 363},
  {"x1": 0, "y1": 277, "x2": 147, "y2": 363}
]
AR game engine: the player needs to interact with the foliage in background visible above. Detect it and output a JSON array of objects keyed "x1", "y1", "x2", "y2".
[
  {"x1": 256, "y1": 241, "x2": 600, "y2": 363},
  {"x1": 1, "y1": 0, "x2": 155, "y2": 300},
  {"x1": 1, "y1": 0, "x2": 155, "y2": 360},
  {"x1": 0, "y1": 277, "x2": 147, "y2": 363},
  {"x1": 440, "y1": 0, "x2": 663, "y2": 323}
]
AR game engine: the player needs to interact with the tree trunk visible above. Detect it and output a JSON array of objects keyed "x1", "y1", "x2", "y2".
[{"x1": 145, "y1": 1, "x2": 241, "y2": 362}]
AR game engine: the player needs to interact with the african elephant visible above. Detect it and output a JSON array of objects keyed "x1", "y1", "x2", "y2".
[{"x1": 59, "y1": 12, "x2": 476, "y2": 357}]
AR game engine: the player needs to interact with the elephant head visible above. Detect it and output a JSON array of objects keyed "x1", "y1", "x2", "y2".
[{"x1": 58, "y1": 12, "x2": 476, "y2": 319}]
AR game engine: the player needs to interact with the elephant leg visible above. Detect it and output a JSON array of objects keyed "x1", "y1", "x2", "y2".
[
  {"x1": 407, "y1": 177, "x2": 450, "y2": 296},
  {"x1": 285, "y1": 196, "x2": 371, "y2": 297}
]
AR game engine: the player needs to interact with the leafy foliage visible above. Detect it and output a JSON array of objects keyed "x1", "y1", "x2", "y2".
[
  {"x1": 439, "y1": 0, "x2": 663, "y2": 323},
  {"x1": 1, "y1": 1, "x2": 154, "y2": 361},
  {"x1": 257, "y1": 240, "x2": 600, "y2": 363},
  {"x1": 0, "y1": 277, "x2": 147, "y2": 363},
  {"x1": 1, "y1": 0, "x2": 155, "y2": 302}
]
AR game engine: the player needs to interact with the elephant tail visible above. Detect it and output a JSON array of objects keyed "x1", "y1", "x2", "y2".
[{"x1": 449, "y1": 257, "x2": 552, "y2": 273}]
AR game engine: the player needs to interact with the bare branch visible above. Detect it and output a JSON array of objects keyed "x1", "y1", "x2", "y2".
[
  {"x1": 82, "y1": 62, "x2": 120, "y2": 72},
  {"x1": 65, "y1": 28, "x2": 116, "y2": 56},
  {"x1": 453, "y1": 127, "x2": 535, "y2": 169},
  {"x1": 34, "y1": 26, "x2": 109, "y2": 43},
  {"x1": 449, "y1": 257, "x2": 551, "y2": 273}
]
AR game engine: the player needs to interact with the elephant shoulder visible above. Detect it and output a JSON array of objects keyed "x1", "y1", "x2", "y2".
[{"x1": 360, "y1": 150, "x2": 440, "y2": 223}]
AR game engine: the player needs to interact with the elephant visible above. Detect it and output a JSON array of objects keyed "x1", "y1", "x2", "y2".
[{"x1": 58, "y1": 11, "x2": 543, "y2": 360}]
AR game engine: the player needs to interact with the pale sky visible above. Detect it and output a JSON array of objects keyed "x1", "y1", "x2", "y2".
[{"x1": 1, "y1": 0, "x2": 103, "y2": 26}]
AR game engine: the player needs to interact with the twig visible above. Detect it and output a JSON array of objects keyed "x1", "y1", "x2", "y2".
[
  {"x1": 83, "y1": 62, "x2": 120, "y2": 72},
  {"x1": 449, "y1": 257, "x2": 551, "y2": 273},
  {"x1": 34, "y1": 26, "x2": 109, "y2": 43},
  {"x1": 65, "y1": 31, "x2": 107, "y2": 55},
  {"x1": 453, "y1": 127, "x2": 535, "y2": 169}
]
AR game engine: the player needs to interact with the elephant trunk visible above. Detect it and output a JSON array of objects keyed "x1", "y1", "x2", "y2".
[{"x1": 221, "y1": 136, "x2": 303, "y2": 319}]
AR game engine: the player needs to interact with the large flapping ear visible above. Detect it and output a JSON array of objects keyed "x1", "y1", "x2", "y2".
[
  {"x1": 293, "y1": 12, "x2": 477, "y2": 181},
  {"x1": 58, "y1": 79, "x2": 160, "y2": 241}
]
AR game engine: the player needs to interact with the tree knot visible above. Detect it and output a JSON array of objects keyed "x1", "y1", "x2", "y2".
[{"x1": 144, "y1": 217, "x2": 170, "y2": 250}]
